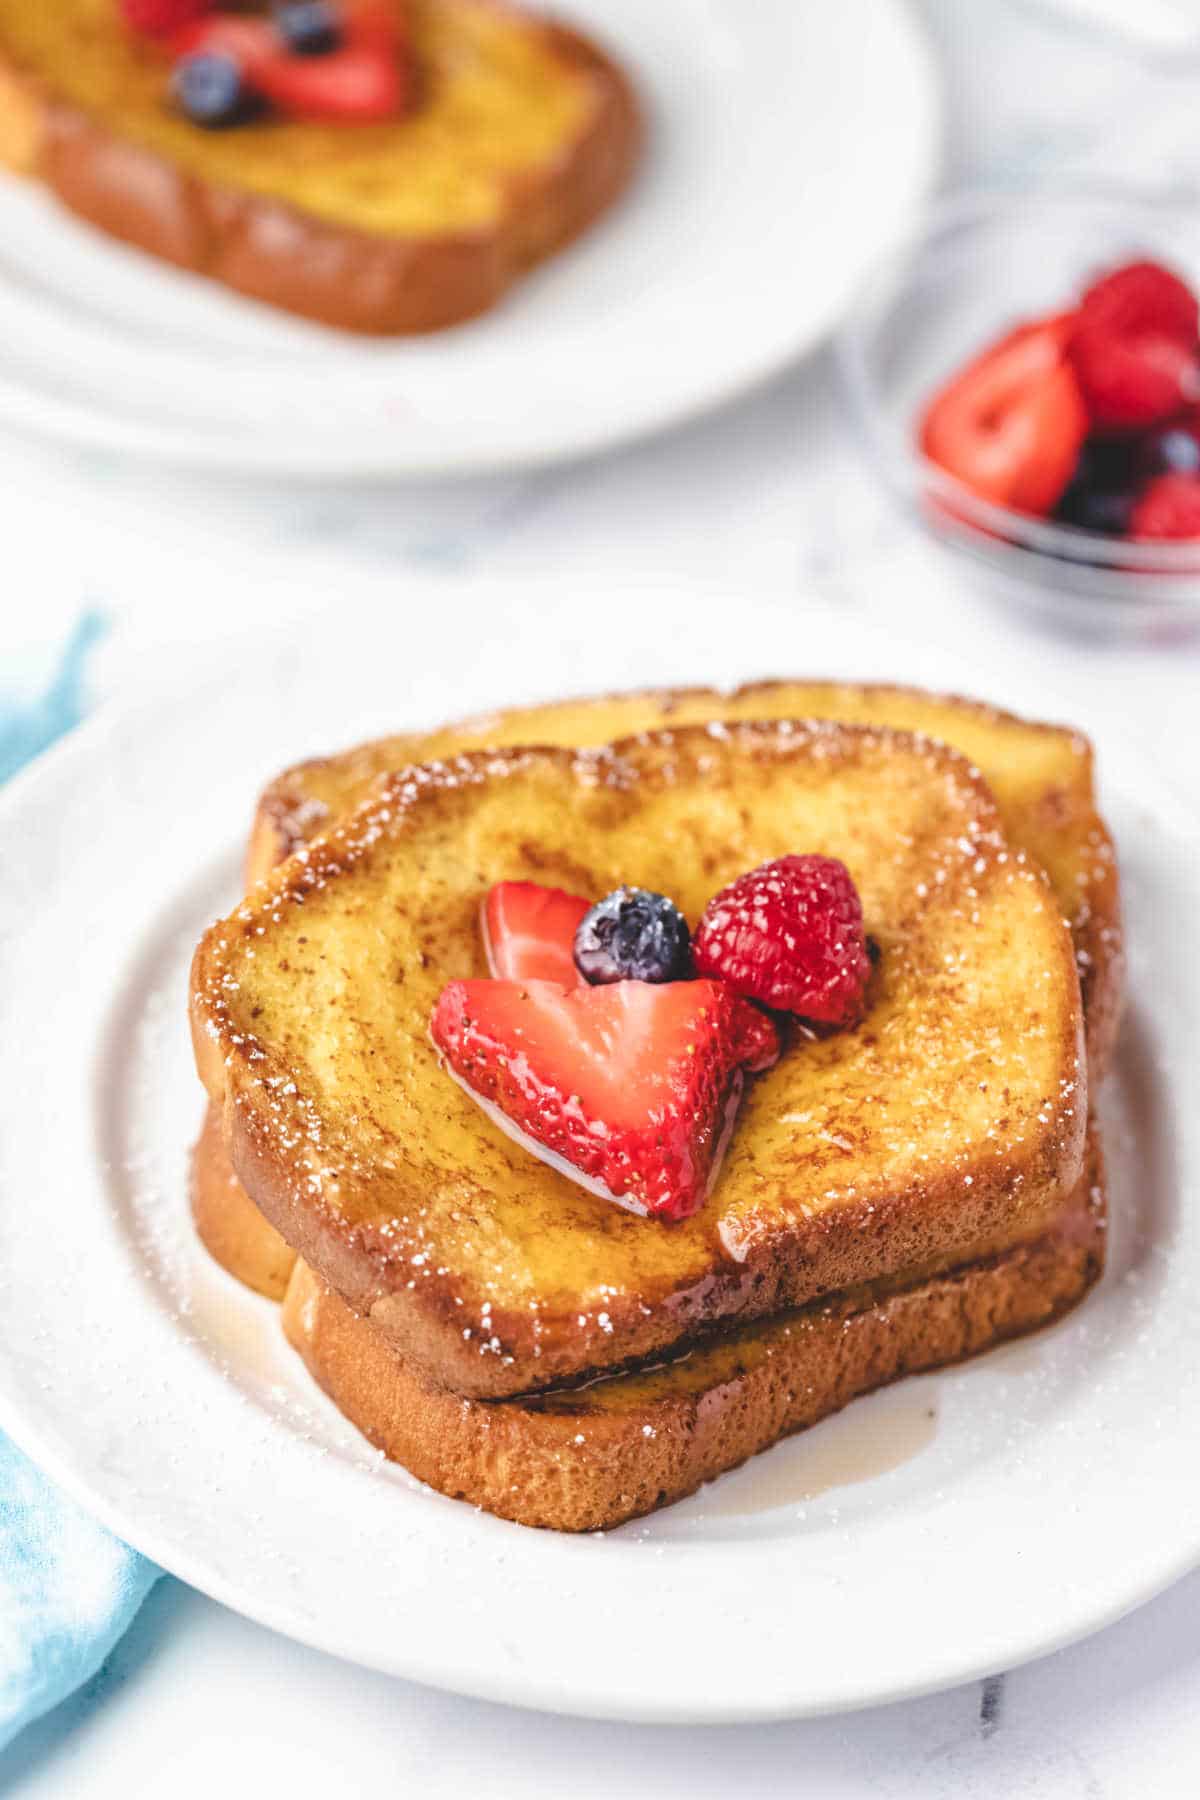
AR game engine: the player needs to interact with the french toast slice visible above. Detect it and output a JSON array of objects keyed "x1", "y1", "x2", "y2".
[
  {"x1": 192, "y1": 720, "x2": 1088, "y2": 1397},
  {"x1": 278, "y1": 1122, "x2": 1105, "y2": 1531},
  {"x1": 0, "y1": 0, "x2": 640, "y2": 334},
  {"x1": 248, "y1": 681, "x2": 1123, "y2": 1078}
]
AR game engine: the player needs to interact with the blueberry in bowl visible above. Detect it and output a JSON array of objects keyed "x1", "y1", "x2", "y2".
[{"x1": 1054, "y1": 439, "x2": 1139, "y2": 537}]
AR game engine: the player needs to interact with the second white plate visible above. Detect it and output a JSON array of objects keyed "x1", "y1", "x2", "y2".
[{"x1": 0, "y1": 0, "x2": 938, "y2": 474}]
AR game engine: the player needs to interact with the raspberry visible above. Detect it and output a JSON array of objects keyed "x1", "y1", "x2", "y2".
[
  {"x1": 1070, "y1": 260, "x2": 1200, "y2": 432},
  {"x1": 1128, "y1": 473, "x2": 1200, "y2": 540},
  {"x1": 119, "y1": 0, "x2": 211, "y2": 36},
  {"x1": 693, "y1": 855, "x2": 870, "y2": 1025},
  {"x1": 1080, "y1": 259, "x2": 1197, "y2": 349},
  {"x1": 729, "y1": 997, "x2": 780, "y2": 1073}
]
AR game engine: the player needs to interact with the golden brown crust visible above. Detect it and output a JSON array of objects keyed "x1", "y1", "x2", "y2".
[
  {"x1": 0, "y1": 7, "x2": 642, "y2": 335},
  {"x1": 281, "y1": 1125, "x2": 1106, "y2": 1531},
  {"x1": 244, "y1": 678, "x2": 1123, "y2": 1078},
  {"x1": 194, "y1": 721, "x2": 1088, "y2": 1398},
  {"x1": 1062, "y1": 837, "x2": 1123, "y2": 1082},
  {"x1": 190, "y1": 1103, "x2": 296, "y2": 1301}
]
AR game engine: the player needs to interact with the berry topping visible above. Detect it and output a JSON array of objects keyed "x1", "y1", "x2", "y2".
[
  {"x1": 171, "y1": 51, "x2": 257, "y2": 128},
  {"x1": 1069, "y1": 259, "x2": 1200, "y2": 432},
  {"x1": 274, "y1": 0, "x2": 343, "y2": 55},
  {"x1": 573, "y1": 887, "x2": 691, "y2": 986},
  {"x1": 920, "y1": 314, "x2": 1088, "y2": 515},
  {"x1": 1053, "y1": 438, "x2": 1138, "y2": 536},
  {"x1": 431, "y1": 977, "x2": 766, "y2": 1221},
  {"x1": 255, "y1": 4, "x2": 404, "y2": 120},
  {"x1": 1128, "y1": 473, "x2": 1200, "y2": 540},
  {"x1": 482, "y1": 881, "x2": 590, "y2": 986},
  {"x1": 120, "y1": 0, "x2": 210, "y2": 36},
  {"x1": 173, "y1": 15, "x2": 279, "y2": 74},
  {"x1": 729, "y1": 997, "x2": 781, "y2": 1074},
  {"x1": 175, "y1": 6, "x2": 405, "y2": 122},
  {"x1": 693, "y1": 855, "x2": 870, "y2": 1025}
]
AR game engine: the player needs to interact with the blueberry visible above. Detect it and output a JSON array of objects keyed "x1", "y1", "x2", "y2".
[
  {"x1": 1072, "y1": 438, "x2": 1138, "y2": 491},
  {"x1": 172, "y1": 53, "x2": 257, "y2": 129},
  {"x1": 273, "y1": 1, "x2": 343, "y2": 54},
  {"x1": 574, "y1": 888, "x2": 691, "y2": 985},
  {"x1": 1054, "y1": 482, "x2": 1134, "y2": 536},
  {"x1": 1137, "y1": 422, "x2": 1200, "y2": 481},
  {"x1": 1054, "y1": 439, "x2": 1138, "y2": 537}
]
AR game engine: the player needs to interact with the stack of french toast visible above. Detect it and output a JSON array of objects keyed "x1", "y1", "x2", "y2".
[{"x1": 189, "y1": 681, "x2": 1121, "y2": 1532}]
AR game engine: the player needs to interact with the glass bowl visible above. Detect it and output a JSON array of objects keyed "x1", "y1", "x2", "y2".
[{"x1": 835, "y1": 186, "x2": 1200, "y2": 638}]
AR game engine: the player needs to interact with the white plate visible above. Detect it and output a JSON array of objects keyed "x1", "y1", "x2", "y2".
[
  {"x1": 0, "y1": 598, "x2": 1197, "y2": 1725},
  {"x1": 0, "y1": 0, "x2": 938, "y2": 475}
]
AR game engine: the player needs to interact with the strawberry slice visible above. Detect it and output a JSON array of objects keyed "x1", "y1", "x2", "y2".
[
  {"x1": 431, "y1": 978, "x2": 777, "y2": 1221},
  {"x1": 920, "y1": 313, "x2": 1089, "y2": 515},
  {"x1": 482, "y1": 881, "x2": 591, "y2": 986},
  {"x1": 174, "y1": 6, "x2": 406, "y2": 122},
  {"x1": 172, "y1": 14, "x2": 278, "y2": 72},
  {"x1": 1070, "y1": 260, "x2": 1200, "y2": 432},
  {"x1": 121, "y1": 0, "x2": 211, "y2": 36},
  {"x1": 254, "y1": 29, "x2": 405, "y2": 122}
]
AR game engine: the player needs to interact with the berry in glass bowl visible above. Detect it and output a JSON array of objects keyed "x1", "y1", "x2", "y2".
[
  {"x1": 919, "y1": 256, "x2": 1200, "y2": 543},
  {"x1": 836, "y1": 189, "x2": 1200, "y2": 633}
]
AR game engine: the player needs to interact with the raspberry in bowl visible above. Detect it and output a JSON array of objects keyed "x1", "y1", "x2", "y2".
[{"x1": 836, "y1": 189, "x2": 1200, "y2": 635}]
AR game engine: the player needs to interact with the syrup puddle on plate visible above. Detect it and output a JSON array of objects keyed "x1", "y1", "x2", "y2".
[{"x1": 690, "y1": 1395, "x2": 939, "y2": 1520}]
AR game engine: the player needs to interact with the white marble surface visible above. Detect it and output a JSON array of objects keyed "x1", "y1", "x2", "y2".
[{"x1": 4, "y1": 2, "x2": 1200, "y2": 1793}]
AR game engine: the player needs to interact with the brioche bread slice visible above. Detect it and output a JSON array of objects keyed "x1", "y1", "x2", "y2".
[
  {"x1": 192, "y1": 720, "x2": 1087, "y2": 1397},
  {"x1": 248, "y1": 681, "x2": 1123, "y2": 1078},
  {"x1": 0, "y1": 0, "x2": 640, "y2": 334},
  {"x1": 277, "y1": 1122, "x2": 1105, "y2": 1531}
]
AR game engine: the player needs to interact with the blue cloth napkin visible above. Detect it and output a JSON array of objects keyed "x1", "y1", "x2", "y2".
[
  {"x1": 0, "y1": 614, "x2": 160, "y2": 1752},
  {"x1": 0, "y1": 1442, "x2": 159, "y2": 1751}
]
